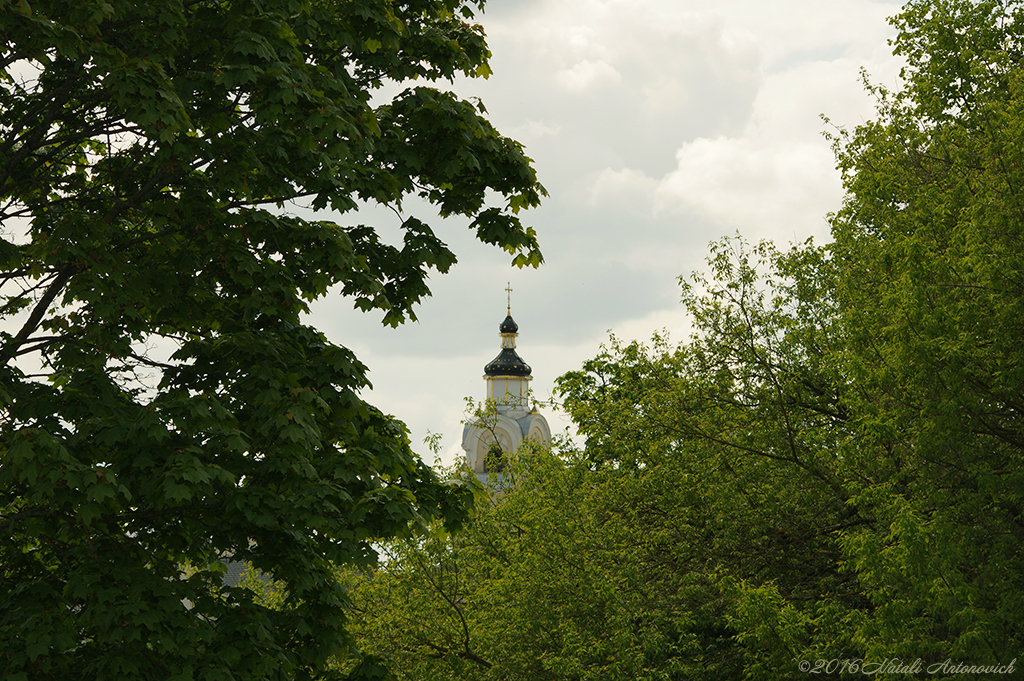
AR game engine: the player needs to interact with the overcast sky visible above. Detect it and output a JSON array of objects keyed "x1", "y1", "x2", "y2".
[{"x1": 305, "y1": 0, "x2": 907, "y2": 465}]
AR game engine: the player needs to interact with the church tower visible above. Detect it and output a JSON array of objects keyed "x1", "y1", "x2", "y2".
[{"x1": 462, "y1": 290, "x2": 551, "y2": 481}]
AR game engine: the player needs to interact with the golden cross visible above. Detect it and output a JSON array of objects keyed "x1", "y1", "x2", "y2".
[{"x1": 505, "y1": 282, "x2": 512, "y2": 315}]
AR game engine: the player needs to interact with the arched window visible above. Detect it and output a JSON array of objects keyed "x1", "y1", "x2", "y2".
[
  {"x1": 485, "y1": 441, "x2": 506, "y2": 473},
  {"x1": 476, "y1": 429, "x2": 511, "y2": 473}
]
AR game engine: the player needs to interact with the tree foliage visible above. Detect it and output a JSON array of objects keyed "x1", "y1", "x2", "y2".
[
  {"x1": 0, "y1": 0, "x2": 544, "y2": 678},
  {"x1": 350, "y1": 441, "x2": 718, "y2": 681},
  {"x1": 348, "y1": 1, "x2": 1024, "y2": 678},
  {"x1": 825, "y1": 0, "x2": 1024, "y2": 663}
]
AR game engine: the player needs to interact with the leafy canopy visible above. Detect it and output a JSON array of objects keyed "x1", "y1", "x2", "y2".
[{"x1": 0, "y1": 0, "x2": 544, "y2": 679}]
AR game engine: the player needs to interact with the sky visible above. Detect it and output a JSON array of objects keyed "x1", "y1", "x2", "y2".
[{"x1": 305, "y1": 0, "x2": 908, "y2": 465}]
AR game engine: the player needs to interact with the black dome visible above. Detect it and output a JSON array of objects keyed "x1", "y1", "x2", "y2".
[
  {"x1": 499, "y1": 315, "x2": 518, "y2": 334},
  {"x1": 484, "y1": 348, "x2": 532, "y2": 377}
]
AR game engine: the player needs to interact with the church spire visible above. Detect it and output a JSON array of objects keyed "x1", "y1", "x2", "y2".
[
  {"x1": 483, "y1": 288, "x2": 532, "y2": 408},
  {"x1": 484, "y1": 313, "x2": 531, "y2": 379},
  {"x1": 462, "y1": 288, "x2": 551, "y2": 480}
]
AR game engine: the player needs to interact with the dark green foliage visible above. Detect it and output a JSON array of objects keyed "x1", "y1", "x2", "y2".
[{"x1": 0, "y1": 0, "x2": 543, "y2": 678}]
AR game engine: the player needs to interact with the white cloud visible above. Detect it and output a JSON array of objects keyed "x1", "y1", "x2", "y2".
[
  {"x1": 514, "y1": 120, "x2": 563, "y2": 138},
  {"x1": 655, "y1": 136, "x2": 838, "y2": 242},
  {"x1": 608, "y1": 306, "x2": 694, "y2": 346},
  {"x1": 555, "y1": 59, "x2": 622, "y2": 92},
  {"x1": 489, "y1": 0, "x2": 761, "y2": 120},
  {"x1": 709, "y1": 0, "x2": 899, "y2": 68},
  {"x1": 589, "y1": 167, "x2": 657, "y2": 209},
  {"x1": 583, "y1": 25, "x2": 903, "y2": 244}
]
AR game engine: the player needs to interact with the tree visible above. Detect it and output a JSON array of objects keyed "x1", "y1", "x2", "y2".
[
  {"x1": 558, "y1": 240, "x2": 863, "y2": 678},
  {"x1": 825, "y1": 0, "x2": 1024, "y2": 663},
  {"x1": 0, "y1": 0, "x2": 544, "y2": 678}
]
